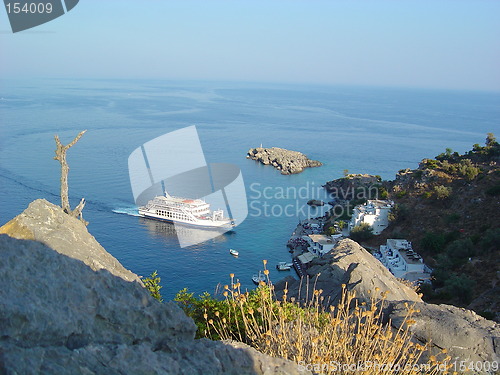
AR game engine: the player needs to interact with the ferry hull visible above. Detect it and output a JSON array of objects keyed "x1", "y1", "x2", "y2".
[{"x1": 138, "y1": 210, "x2": 233, "y2": 229}]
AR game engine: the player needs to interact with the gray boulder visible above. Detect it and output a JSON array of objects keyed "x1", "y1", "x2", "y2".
[
  {"x1": 275, "y1": 239, "x2": 422, "y2": 305},
  {"x1": 390, "y1": 301, "x2": 500, "y2": 373},
  {"x1": 275, "y1": 239, "x2": 499, "y2": 374},
  {"x1": 0, "y1": 201, "x2": 309, "y2": 374},
  {"x1": 0, "y1": 199, "x2": 140, "y2": 283}
]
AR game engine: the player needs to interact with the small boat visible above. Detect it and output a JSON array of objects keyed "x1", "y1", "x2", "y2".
[
  {"x1": 252, "y1": 271, "x2": 266, "y2": 285},
  {"x1": 276, "y1": 262, "x2": 293, "y2": 271},
  {"x1": 229, "y1": 248, "x2": 239, "y2": 257}
]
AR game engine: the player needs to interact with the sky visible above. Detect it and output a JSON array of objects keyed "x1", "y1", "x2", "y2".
[{"x1": 0, "y1": 0, "x2": 499, "y2": 91}]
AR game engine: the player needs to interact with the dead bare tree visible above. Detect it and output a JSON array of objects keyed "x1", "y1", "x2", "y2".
[{"x1": 54, "y1": 130, "x2": 88, "y2": 225}]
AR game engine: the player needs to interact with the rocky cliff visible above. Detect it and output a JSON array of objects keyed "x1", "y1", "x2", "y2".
[
  {"x1": 247, "y1": 147, "x2": 322, "y2": 175},
  {"x1": 0, "y1": 199, "x2": 140, "y2": 283},
  {"x1": 0, "y1": 201, "x2": 308, "y2": 375},
  {"x1": 275, "y1": 239, "x2": 422, "y2": 305},
  {"x1": 323, "y1": 173, "x2": 381, "y2": 200},
  {"x1": 275, "y1": 239, "x2": 500, "y2": 372},
  {"x1": 390, "y1": 301, "x2": 500, "y2": 366}
]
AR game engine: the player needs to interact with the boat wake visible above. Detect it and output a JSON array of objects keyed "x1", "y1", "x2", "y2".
[{"x1": 112, "y1": 206, "x2": 140, "y2": 217}]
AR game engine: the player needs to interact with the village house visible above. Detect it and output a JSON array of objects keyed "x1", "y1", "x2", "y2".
[
  {"x1": 376, "y1": 239, "x2": 431, "y2": 282},
  {"x1": 302, "y1": 234, "x2": 342, "y2": 256},
  {"x1": 348, "y1": 199, "x2": 394, "y2": 235}
]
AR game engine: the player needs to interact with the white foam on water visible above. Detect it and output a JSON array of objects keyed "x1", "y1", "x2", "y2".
[{"x1": 112, "y1": 207, "x2": 140, "y2": 217}]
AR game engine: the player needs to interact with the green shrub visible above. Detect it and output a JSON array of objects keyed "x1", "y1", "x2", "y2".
[
  {"x1": 143, "y1": 271, "x2": 163, "y2": 302},
  {"x1": 486, "y1": 185, "x2": 500, "y2": 196},
  {"x1": 337, "y1": 220, "x2": 346, "y2": 230},
  {"x1": 479, "y1": 228, "x2": 500, "y2": 253},
  {"x1": 472, "y1": 143, "x2": 482, "y2": 152},
  {"x1": 457, "y1": 159, "x2": 480, "y2": 181},
  {"x1": 378, "y1": 186, "x2": 389, "y2": 199},
  {"x1": 444, "y1": 274, "x2": 476, "y2": 304},
  {"x1": 486, "y1": 132, "x2": 497, "y2": 147},
  {"x1": 445, "y1": 239, "x2": 474, "y2": 266},
  {"x1": 396, "y1": 190, "x2": 407, "y2": 199},
  {"x1": 349, "y1": 222, "x2": 374, "y2": 241},
  {"x1": 389, "y1": 203, "x2": 409, "y2": 222},
  {"x1": 440, "y1": 161, "x2": 457, "y2": 175},
  {"x1": 425, "y1": 159, "x2": 440, "y2": 169},
  {"x1": 444, "y1": 230, "x2": 460, "y2": 244},
  {"x1": 445, "y1": 213, "x2": 460, "y2": 223},
  {"x1": 421, "y1": 232, "x2": 446, "y2": 254},
  {"x1": 433, "y1": 185, "x2": 452, "y2": 200},
  {"x1": 436, "y1": 148, "x2": 454, "y2": 161}
]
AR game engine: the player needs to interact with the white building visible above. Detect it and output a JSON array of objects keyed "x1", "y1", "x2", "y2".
[
  {"x1": 376, "y1": 239, "x2": 430, "y2": 282},
  {"x1": 348, "y1": 200, "x2": 393, "y2": 235},
  {"x1": 302, "y1": 234, "x2": 341, "y2": 256}
]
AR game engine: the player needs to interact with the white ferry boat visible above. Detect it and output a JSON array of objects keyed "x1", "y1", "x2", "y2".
[{"x1": 138, "y1": 193, "x2": 234, "y2": 228}]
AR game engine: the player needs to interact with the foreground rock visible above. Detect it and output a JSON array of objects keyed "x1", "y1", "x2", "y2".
[
  {"x1": 275, "y1": 239, "x2": 499, "y2": 373},
  {"x1": 0, "y1": 202, "x2": 308, "y2": 375},
  {"x1": 247, "y1": 147, "x2": 322, "y2": 175},
  {"x1": 390, "y1": 301, "x2": 500, "y2": 367},
  {"x1": 275, "y1": 239, "x2": 422, "y2": 304},
  {"x1": 0, "y1": 199, "x2": 140, "y2": 283}
]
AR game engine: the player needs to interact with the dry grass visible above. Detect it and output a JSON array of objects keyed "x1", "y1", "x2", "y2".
[
  {"x1": 397, "y1": 277, "x2": 421, "y2": 293},
  {"x1": 204, "y1": 260, "x2": 453, "y2": 375}
]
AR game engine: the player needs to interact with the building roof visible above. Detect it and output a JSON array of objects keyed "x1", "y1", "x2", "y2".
[
  {"x1": 308, "y1": 234, "x2": 334, "y2": 245},
  {"x1": 298, "y1": 252, "x2": 317, "y2": 264},
  {"x1": 387, "y1": 239, "x2": 422, "y2": 264}
]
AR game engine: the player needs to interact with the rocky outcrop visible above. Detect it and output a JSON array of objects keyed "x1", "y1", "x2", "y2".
[
  {"x1": 275, "y1": 239, "x2": 499, "y2": 373},
  {"x1": 306, "y1": 199, "x2": 324, "y2": 206},
  {"x1": 247, "y1": 147, "x2": 322, "y2": 175},
  {"x1": 0, "y1": 199, "x2": 140, "y2": 283},
  {"x1": 323, "y1": 174, "x2": 381, "y2": 200},
  {"x1": 0, "y1": 202, "x2": 308, "y2": 374},
  {"x1": 390, "y1": 301, "x2": 500, "y2": 367},
  {"x1": 275, "y1": 239, "x2": 422, "y2": 305}
]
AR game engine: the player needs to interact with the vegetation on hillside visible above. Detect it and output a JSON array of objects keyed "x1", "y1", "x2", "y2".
[
  {"x1": 349, "y1": 222, "x2": 374, "y2": 242},
  {"x1": 372, "y1": 133, "x2": 500, "y2": 318},
  {"x1": 322, "y1": 133, "x2": 499, "y2": 319},
  {"x1": 174, "y1": 263, "x2": 450, "y2": 374}
]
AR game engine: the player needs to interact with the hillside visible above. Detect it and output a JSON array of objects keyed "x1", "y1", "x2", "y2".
[{"x1": 326, "y1": 133, "x2": 500, "y2": 320}]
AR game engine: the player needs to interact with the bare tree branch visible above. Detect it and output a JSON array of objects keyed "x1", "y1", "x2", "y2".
[
  {"x1": 53, "y1": 130, "x2": 88, "y2": 225},
  {"x1": 73, "y1": 197, "x2": 88, "y2": 226}
]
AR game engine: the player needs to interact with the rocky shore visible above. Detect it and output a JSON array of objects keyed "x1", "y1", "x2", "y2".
[{"x1": 247, "y1": 147, "x2": 322, "y2": 175}]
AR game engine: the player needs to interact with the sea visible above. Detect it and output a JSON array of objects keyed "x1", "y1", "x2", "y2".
[{"x1": 0, "y1": 78, "x2": 498, "y2": 300}]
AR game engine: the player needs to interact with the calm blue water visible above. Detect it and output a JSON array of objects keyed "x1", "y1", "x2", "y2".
[{"x1": 0, "y1": 79, "x2": 498, "y2": 299}]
